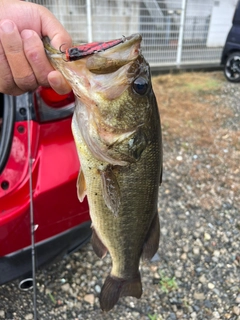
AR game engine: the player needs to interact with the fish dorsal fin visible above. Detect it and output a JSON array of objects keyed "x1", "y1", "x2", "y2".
[
  {"x1": 77, "y1": 169, "x2": 87, "y2": 202},
  {"x1": 141, "y1": 212, "x2": 160, "y2": 260},
  {"x1": 160, "y1": 163, "x2": 163, "y2": 185},
  {"x1": 100, "y1": 166, "x2": 121, "y2": 215}
]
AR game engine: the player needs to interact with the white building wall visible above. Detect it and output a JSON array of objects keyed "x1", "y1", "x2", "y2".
[
  {"x1": 207, "y1": 0, "x2": 238, "y2": 47},
  {"x1": 185, "y1": 0, "x2": 212, "y2": 17}
]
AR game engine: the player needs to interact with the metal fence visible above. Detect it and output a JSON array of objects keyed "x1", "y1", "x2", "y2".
[{"x1": 30, "y1": 0, "x2": 238, "y2": 68}]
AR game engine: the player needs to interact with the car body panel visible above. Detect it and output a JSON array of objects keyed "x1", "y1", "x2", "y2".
[
  {"x1": 0, "y1": 90, "x2": 91, "y2": 284},
  {"x1": 221, "y1": 25, "x2": 240, "y2": 65},
  {"x1": 221, "y1": 0, "x2": 240, "y2": 82},
  {"x1": 221, "y1": 0, "x2": 240, "y2": 65}
]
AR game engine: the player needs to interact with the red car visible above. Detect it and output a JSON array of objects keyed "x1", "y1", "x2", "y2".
[{"x1": 0, "y1": 87, "x2": 91, "y2": 286}]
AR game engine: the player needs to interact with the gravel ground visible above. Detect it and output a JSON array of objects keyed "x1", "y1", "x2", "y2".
[{"x1": 0, "y1": 71, "x2": 239, "y2": 320}]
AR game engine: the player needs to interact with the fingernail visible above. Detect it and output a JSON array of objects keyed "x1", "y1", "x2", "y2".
[
  {"x1": 0, "y1": 20, "x2": 14, "y2": 33},
  {"x1": 21, "y1": 30, "x2": 34, "y2": 40}
]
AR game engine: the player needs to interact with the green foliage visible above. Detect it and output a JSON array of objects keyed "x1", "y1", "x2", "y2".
[
  {"x1": 159, "y1": 271, "x2": 178, "y2": 293},
  {"x1": 148, "y1": 314, "x2": 163, "y2": 320},
  {"x1": 184, "y1": 78, "x2": 221, "y2": 93},
  {"x1": 48, "y1": 292, "x2": 56, "y2": 304}
]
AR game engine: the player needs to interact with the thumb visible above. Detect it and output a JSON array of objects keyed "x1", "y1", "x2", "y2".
[{"x1": 39, "y1": 6, "x2": 72, "y2": 50}]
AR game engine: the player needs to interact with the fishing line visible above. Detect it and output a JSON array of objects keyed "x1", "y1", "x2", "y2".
[{"x1": 26, "y1": 96, "x2": 38, "y2": 320}]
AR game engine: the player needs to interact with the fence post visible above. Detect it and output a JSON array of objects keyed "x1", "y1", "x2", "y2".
[
  {"x1": 86, "y1": 0, "x2": 93, "y2": 42},
  {"x1": 176, "y1": 0, "x2": 187, "y2": 67}
]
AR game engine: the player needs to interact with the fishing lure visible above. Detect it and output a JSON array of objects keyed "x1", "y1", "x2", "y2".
[{"x1": 64, "y1": 37, "x2": 124, "y2": 61}]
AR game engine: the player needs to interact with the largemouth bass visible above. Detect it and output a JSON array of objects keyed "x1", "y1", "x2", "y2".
[{"x1": 44, "y1": 34, "x2": 162, "y2": 311}]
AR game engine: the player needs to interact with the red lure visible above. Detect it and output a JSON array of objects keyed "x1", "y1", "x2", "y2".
[{"x1": 65, "y1": 38, "x2": 124, "y2": 61}]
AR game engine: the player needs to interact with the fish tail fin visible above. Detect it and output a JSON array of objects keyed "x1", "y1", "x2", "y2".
[{"x1": 99, "y1": 273, "x2": 142, "y2": 311}]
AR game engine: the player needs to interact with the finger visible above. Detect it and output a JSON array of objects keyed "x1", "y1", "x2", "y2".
[
  {"x1": 21, "y1": 29, "x2": 53, "y2": 87},
  {"x1": 48, "y1": 70, "x2": 72, "y2": 95},
  {"x1": 0, "y1": 54, "x2": 24, "y2": 95},
  {"x1": 0, "y1": 19, "x2": 38, "y2": 92},
  {"x1": 39, "y1": 6, "x2": 72, "y2": 50},
  {"x1": 0, "y1": 35, "x2": 15, "y2": 94},
  {"x1": 0, "y1": 25, "x2": 25, "y2": 95}
]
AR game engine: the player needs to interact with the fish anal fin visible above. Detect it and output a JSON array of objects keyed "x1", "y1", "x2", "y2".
[
  {"x1": 100, "y1": 273, "x2": 142, "y2": 312},
  {"x1": 142, "y1": 212, "x2": 160, "y2": 261},
  {"x1": 77, "y1": 169, "x2": 87, "y2": 202},
  {"x1": 91, "y1": 227, "x2": 108, "y2": 259},
  {"x1": 100, "y1": 166, "x2": 121, "y2": 215}
]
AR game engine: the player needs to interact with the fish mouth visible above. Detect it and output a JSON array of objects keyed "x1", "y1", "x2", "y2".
[
  {"x1": 44, "y1": 34, "x2": 144, "y2": 100},
  {"x1": 101, "y1": 33, "x2": 142, "y2": 55},
  {"x1": 84, "y1": 34, "x2": 142, "y2": 74},
  {"x1": 44, "y1": 33, "x2": 142, "y2": 75}
]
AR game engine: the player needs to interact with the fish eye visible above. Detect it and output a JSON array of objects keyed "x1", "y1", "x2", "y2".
[{"x1": 132, "y1": 76, "x2": 149, "y2": 95}]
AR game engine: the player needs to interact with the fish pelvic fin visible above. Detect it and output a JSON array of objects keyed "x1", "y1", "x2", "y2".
[
  {"x1": 77, "y1": 169, "x2": 87, "y2": 202},
  {"x1": 91, "y1": 227, "x2": 108, "y2": 258},
  {"x1": 142, "y1": 211, "x2": 160, "y2": 260},
  {"x1": 100, "y1": 273, "x2": 142, "y2": 312}
]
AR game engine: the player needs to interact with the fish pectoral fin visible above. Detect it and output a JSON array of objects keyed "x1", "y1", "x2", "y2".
[
  {"x1": 105, "y1": 127, "x2": 148, "y2": 163},
  {"x1": 91, "y1": 227, "x2": 108, "y2": 258},
  {"x1": 99, "y1": 128, "x2": 136, "y2": 147},
  {"x1": 141, "y1": 211, "x2": 160, "y2": 260},
  {"x1": 128, "y1": 127, "x2": 148, "y2": 161},
  {"x1": 100, "y1": 273, "x2": 142, "y2": 312},
  {"x1": 100, "y1": 166, "x2": 121, "y2": 215},
  {"x1": 77, "y1": 169, "x2": 87, "y2": 202}
]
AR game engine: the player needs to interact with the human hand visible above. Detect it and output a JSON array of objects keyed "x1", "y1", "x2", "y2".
[{"x1": 0, "y1": 0, "x2": 72, "y2": 96}]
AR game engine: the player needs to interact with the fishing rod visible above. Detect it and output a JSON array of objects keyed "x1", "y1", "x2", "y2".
[{"x1": 26, "y1": 96, "x2": 38, "y2": 320}]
